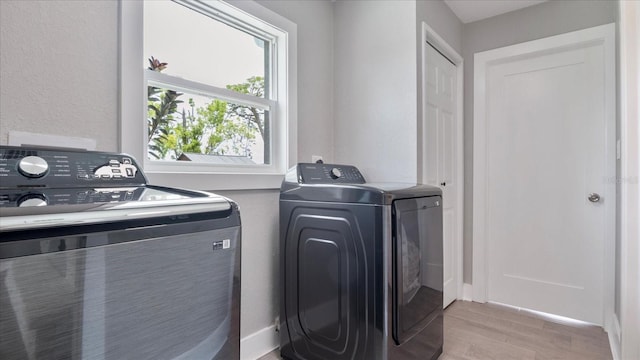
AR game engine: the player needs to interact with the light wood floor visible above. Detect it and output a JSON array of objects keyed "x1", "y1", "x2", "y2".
[{"x1": 259, "y1": 300, "x2": 612, "y2": 360}]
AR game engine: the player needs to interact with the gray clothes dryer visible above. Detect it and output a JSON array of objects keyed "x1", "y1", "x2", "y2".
[{"x1": 279, "y1": 163, "x2": 443, "y2": 360}]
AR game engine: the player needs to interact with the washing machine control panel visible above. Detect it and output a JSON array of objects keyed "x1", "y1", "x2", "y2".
[
  {"x1": 298, "y1": 163, "x2": 366, "y2": 184},
  {"x1": 0, "y1": 146, "x2": 146, "y2": 189}
]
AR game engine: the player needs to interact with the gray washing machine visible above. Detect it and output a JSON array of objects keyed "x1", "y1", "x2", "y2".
[
  {"x1": 279, "y1": 163, "x2": 443, "y2": 360},
  {"x1": 0, "y1": 146, "x2": 240, "y2": 360}
]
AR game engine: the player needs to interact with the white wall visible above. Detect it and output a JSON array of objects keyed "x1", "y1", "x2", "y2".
[
  {"x1": 333, "y1": 0, "x2": 418, "y2": 183},
  {"x1": 0, "y1": 1, "x2": 334, "y2": 358}
]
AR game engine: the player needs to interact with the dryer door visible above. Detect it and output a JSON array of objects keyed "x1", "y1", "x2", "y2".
[{"x1": 392, "y1": 196, "x2": 443, "y2": 345}]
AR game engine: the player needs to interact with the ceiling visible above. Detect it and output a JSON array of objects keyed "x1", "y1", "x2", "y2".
[{"x1": 443, "y1": 0, "x2": 548, "y2": 24}]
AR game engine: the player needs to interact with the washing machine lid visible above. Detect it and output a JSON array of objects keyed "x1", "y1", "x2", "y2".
[
  {"x1": 0, "y1": 146, "x2": 235, "y2": 232},
  {"x1": 0, "y1": 185, "x2": 232, "y2": 232},
  {"x1": 280, "y1": 163, "x2": 441, "y2": 204}
]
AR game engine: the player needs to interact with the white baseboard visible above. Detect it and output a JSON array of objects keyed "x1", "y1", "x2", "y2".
[
  {"x1": 608, "y1": 313, "x2": 622, "y2": 360},
  {"x1": 240, "y1": 325, "x2": 278, "y2": 360},
  {"x1": 462, "y1": 283, "x2": 473, "y2": 301}
]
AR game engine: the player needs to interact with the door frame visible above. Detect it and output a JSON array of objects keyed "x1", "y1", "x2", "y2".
[
  {"x1": 420, "y1": 22, "x2": 464, "y2": 303},
  {"x1": 618, "y1": 1, "x2": 640, "y2": 359},
  {"x1": 472, "y1": 23, "x2": 616, "y2": 327}
]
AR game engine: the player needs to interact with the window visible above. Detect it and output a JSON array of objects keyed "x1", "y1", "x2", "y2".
[{"x1": 120, "y1": 0, "x2": 297, "y2": 190}]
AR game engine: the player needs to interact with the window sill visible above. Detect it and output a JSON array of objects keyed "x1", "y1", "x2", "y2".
[{"x1": 144, "y1": 171, "x2": 285, "y2": 191}]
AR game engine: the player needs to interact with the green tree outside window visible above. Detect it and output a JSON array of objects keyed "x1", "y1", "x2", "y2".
[{"x1": 146, "y1": 57, "x2": 266, "y2": 161}]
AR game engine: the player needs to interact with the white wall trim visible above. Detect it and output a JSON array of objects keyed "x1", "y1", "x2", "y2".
[
  {"x1": 462, "y1": 283, "x2": 473, "y2": 301},
  {"x1": 472, "y1": 23, "x2": 617, "y2": 326},
  {"x1": 618, "y1": 1, "x2": 640, "y2": 359},
  {"x1": 609, "y1": 313, "x2": 622, "y2": 360},
  {"x1": 422, "y1": 22, "x2": 463, "y2": 64},
  {"x1": 240, "y1": 325, "x2": 278, "y2": 360},
  {"x1": 603, "y1": 19, "x2": 619, "y2": 332},
  {"x1": 421, "y1": 21, "x2": 465, "y2": 303}
]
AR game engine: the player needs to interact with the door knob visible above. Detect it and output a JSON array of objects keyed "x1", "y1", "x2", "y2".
[
  {"x1": 588, "y1": 193, "x2": 601, "y2": 203},
  {"x1": 440, "y1": 182, "x2": 446, "y2": 186}
]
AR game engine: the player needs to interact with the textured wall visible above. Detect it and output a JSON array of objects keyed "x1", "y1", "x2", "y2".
[
  {"x1": 256, "y1": 0, "x2": 335, "y2": 164},
  {"x1": 416, "y1": 0, "x2": 463, "y2": 55},
  {"x1": 214, "y1": 189, "x2": 281, "y2": 338},
  {"x1": 0, "y1": 0, "x2": 119, "y2": 150},
  {"x1": 333, "y1": 0, "x2": 418, "y2": 182}
]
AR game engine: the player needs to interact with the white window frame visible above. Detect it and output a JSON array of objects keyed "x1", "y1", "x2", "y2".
[{"x1": 119, "y1": 0, "x2": 297, "y2": 190}]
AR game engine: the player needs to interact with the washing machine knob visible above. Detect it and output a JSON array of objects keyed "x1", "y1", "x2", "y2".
[
  {"x1": 17, "y1": 194, "x2": 48, "y2": 207},
  {"x1": 330, "y1": 167, "x2": 342, "y2": 179},
  {"x1": 18, "y1": 156, "x2": 49, "y2": 178}
]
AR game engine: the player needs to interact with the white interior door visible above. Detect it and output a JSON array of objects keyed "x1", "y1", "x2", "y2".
[
  {"x1": 424, "y1": 42, "x2": 458, "y2": 308},
  {"x1": 473, "y1": 25, "x2": 615, "y2": 325}
]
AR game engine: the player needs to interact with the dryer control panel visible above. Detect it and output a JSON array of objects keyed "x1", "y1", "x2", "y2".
[{"x1": 297, "y1": 163, "x2": 366, "y2": 184}]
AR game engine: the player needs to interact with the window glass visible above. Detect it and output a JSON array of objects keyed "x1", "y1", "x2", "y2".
[
  {"x1": 143, "y1": 0, "x2": 273, "y2": 164},
  {"x1": 147, "y1": 86, "x2": 269, "y2": 164},
  {"x1": 144, "y1": 1, "x2": 268, "y2": 97}
]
